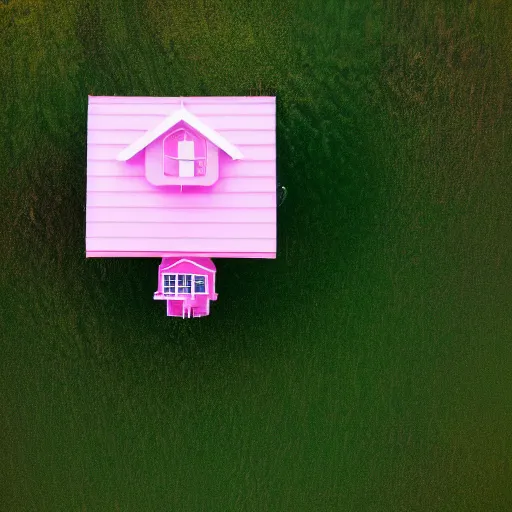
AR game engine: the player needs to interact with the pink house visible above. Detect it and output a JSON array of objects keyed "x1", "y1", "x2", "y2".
[
  {"x1": 154, "y1": 258, "x2": 217, "y2": 318},
  {"x1": 86, "y1": 96, "x2": 276, "y2": 318}
]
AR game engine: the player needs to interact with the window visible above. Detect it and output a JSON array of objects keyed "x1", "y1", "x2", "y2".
[
  {"x1": 162, "y1": 274, "x2": 207, "y2": 296},
  {"x1": 194, "y1": 276, "x2": 206, "y2": 293},
  {"x1": 178, "y1": 274, "x2": 192, "y2": 294},
  {"x1": 163, "y1": 128, "x2": 207, "y2": 178},
  {"x1": 163, "y1": 274, "x2": 176, "y2": 295}
]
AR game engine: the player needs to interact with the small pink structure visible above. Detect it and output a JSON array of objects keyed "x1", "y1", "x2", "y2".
[
  {"x1": 153, "y1": 257, "x2": 218, "y2": 318},
  {"x1": 86, "y1": 96, "x2": 276, "y2": 318}
]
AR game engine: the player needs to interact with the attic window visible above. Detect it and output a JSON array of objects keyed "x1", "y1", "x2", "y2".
[{"x1": 163, "y1": 128, "x2": 207, "y2": 178}]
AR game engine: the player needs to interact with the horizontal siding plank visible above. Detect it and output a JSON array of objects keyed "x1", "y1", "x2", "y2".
[
  {"x1": 87, "y1": 161, "x2": 145, "y2": 176},
  {"x1": 87, "y1": 222, "x2": 275, "y2": 239},
  {"x1": 87, "y1": 160, "x2": 275, "y2": 178},
  {"x1": 87, "y1": 144, "x2": 275, "y2": 161},
  {"x1": 89, "y1": 96, "x2": 275, "y2": 104},
  {"x1": 89, "y1": 103, "x2": 275, "y2": 116},
  {"x1": 227, "y1": 145, "x2": 276, "y2": 161},
  {"x1": 220, "y1": 161, "x2": 275, "y2": 178},
  {"x1": 87, "y1": 192, "x2": 276, "y2": 208},
  {"x1": 87, "y1": 129, "x2": 275, "y2": 146},
  {"x1": 88, "y1": 114, "x2": 275, "y2": 131},
  {"x1": 86, "y1": 237, "x2": 276, "y2": 253},
  {"x1": 87, "y1": 177, "x2": 151, "y2": 192},
  {"x1": 86, "y1": 207, "x2": 276, "y2": 224},
  {"x1": 87, "y1": 130, "x2": 145, "y2": 145},
  {"x1": 87, "y1": 251, "x2": 275, "y2": 258},
  {"x1": 87, "y1": 176, "x2": 276, "y2": 193}
]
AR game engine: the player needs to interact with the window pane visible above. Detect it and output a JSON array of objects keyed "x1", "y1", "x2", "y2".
[
  {"x1": 178, "y1": 140, "x2": 195, "y2": 177},
  {"x1": 163, "y1": 275, "x2": 176, "y2": 295},
  {"x1": 163, "y1": 129, "x2": 184, "y2": 158},
  {"x1": 163, "y1": 128, "x2": 207, "y2": 178},
  {"x1": 195, "y1": 276, "x2": 206, "y2": 293},
  {"x1": 176, "y1": 274, "x2": 192, "y2": 294}
]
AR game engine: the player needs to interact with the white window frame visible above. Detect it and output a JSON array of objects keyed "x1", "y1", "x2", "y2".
[
  {"x1": 162, "y1": 273, "x2": 208, "y2": 299},
  {"x1": 162, "y1": 128, "x2": 207, "y2": 178}
]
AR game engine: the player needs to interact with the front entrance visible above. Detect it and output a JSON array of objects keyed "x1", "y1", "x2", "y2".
[{"x1": 166, "y1": 299, "x2": 208, "y2": 318}]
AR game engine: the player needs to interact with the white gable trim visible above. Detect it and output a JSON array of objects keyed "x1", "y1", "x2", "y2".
[
  {"x1": 161, "y1": 258, "x2": 215, "y2": 273},
  {"x1": 117, "y1": 107, "x2": 244, "y2": 161}
]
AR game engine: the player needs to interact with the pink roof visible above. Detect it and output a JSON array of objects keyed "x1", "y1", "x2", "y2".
[
  {"x1": 117, "y1": 107, "x2": 244, "y2": 161},
  {"x1": 86, "y1": 96, "x2": 276, "y2": 259},
  {"x1": 159, "y1": 257, "x2": 216, "y2": 272}
]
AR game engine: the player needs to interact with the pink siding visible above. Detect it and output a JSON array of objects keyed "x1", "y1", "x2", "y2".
[
  {"x1": 86, "y1": 96, "x2": 276, "y2": 258},
  {"x1": 86, "y1": 238, "x2": 276, "y2": 253},
  {"x1": 88, "y1": 115, "x2": 275, "y2": 131},
  {"x1": 87, "y1": 192, "x2": 275, "y2": 208},
  {"x1": 87, "y1": 129, "x2": 275, "y2": 146},
  {"x1": 87, "y1": 177, "x2": 276, "y2": 193},
  {"x1": 86, "y1": 207, "x2": 276, "y2": 224},
  {"x1": 87, "y1": 144, "x2": 275, "y2": 161},
  {"x1": 88, "y1": 102, "x2": 275, "y2": 116},
  {"x1": 88, "y1": 252, "x2": 275, "y2": 258},
  {"x1": 87, "y1": 160, "x2": 275, "y2": 177},
  {"x1": 86, "y1": 222, "x2": 275, "y2": 239},
  {"x1": 89, "y1": 96, "x2": 275, "y2": 104}
]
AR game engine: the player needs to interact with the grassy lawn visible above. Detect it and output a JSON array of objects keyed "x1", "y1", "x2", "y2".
[{"x1": 1, "y1": 1, "x2": 511, "y2": 510}]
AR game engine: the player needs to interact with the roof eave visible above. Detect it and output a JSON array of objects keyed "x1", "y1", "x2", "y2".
[{"x1": 116, "y1": 107, "x2": 243, "y2": 161}]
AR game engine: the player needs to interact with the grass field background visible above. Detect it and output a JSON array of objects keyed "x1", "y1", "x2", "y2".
[{"x1": 1, "y1": 1, "x2": 511, "y2": 510}]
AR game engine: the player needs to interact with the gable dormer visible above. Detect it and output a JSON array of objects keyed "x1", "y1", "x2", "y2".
[{"x1": 116, "y1": 106, "x2": 243, "y2": 187}]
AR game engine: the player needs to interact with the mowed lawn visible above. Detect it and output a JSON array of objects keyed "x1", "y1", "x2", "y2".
[{"x1": 0, "y1": 1, "x2": 511, "y2": 510}]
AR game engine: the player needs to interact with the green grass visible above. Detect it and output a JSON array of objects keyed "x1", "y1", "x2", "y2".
[{"x1": 1, "y1": 1, "x2": 511, "y2": 510}]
